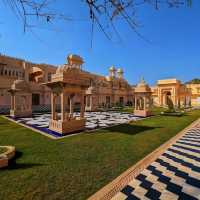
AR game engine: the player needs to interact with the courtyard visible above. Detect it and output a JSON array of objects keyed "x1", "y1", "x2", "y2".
[
  {"x1": 1, "y1": 109, "x2": 200, "y2": 200},
  {"x1": 9, "y1": 111, "x2": 140, "y2": 138}
]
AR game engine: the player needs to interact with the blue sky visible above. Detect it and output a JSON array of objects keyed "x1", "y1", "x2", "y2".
[{"x1": 0, "y1": 0, "x2": 199, "y2": 85}]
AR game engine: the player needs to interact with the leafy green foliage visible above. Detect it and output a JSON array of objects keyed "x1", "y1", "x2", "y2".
[{"x1": 186, "y1": 78, "x2": 200, "y2": 84}]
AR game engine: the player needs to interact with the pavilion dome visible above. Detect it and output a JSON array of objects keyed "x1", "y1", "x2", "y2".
[
  {"x1": 67, "y1": 54, "x2": 84, "y2": 66},
  {"x1": 56, "y1": 64, "x2": 72, "y2": 74},
  {"x1": 135, "y1": 77, "x2": 151, "y2": 93},
  {"x1": 117, "y1": 68, "x2": 123, "y2": 73}
]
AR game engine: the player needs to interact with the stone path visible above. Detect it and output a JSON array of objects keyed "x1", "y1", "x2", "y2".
[{"x1": 111, "y1": 125, "x2": 200, "y2": 200}]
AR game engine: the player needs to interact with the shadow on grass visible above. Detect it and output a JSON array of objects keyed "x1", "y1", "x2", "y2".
[
  {"x1": 104, "y1": 124, "x2": 161, "y2": 135},
  {"x1": 7, "y1": 151, "x2": 44, "y2": 170}
]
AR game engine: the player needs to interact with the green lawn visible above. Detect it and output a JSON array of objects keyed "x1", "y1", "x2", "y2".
[
  {"x1": 0, "y1": 110, "x2": 200, "y2": 200},
  {"x1": 118, "y1": 106, "x2": 167, "y2": 115}
]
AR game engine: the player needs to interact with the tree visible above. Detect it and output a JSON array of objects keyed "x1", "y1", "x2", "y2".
[
  {"x1": 1, "y1": 0, "x2": 192, "y2": 42},
  {"x1": 186, "y1": 78, "x2": 200, "y2": 84}
]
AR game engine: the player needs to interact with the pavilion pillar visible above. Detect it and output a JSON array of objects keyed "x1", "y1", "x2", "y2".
[
  {"x1": 11, "y1": 93, "x2": 14, "y2": 110},
  {"x1": 144, "y1": 96, "x2": 146, "y2": 110},
  {"x1": 13, "y1": 94, "x2": 16, "y2": 111},
  {"x1": 80, "y1": 93, "x2": 85, "y2": 118},
  {"x1": 69, "y1": 95, "x2": 74, "y2": 117},
  {"x1": 51, "y1": 93, "x2": 56, "y2": 120},
  {"x1": 135, "y1": 96, "x2": 137, "y2": 109},
  {"x1": 61, "y1": 92, "x2": 65, "y2": 121},
  {"x1": 140, "y1": 97, "x2": 144, "y2": 110},
  {"x1": 90, "y1": 95, "x2": 92, "y2": 107},
  {"x1": 85, "y1": 95, "x2": 88, "y2": 108}
]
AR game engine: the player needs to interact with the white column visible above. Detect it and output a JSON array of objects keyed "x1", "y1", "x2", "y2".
[{"x1": 11, "y1": 93, "x2": 14, "y2": 110}]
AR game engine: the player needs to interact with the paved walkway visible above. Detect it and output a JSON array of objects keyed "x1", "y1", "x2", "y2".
[{"x1": 111, "y1": 125, "x2": 200, "y2": 200}]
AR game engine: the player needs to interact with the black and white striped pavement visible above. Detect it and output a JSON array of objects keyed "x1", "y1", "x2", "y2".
[{"x1": 112, "y1": 127, "x2": 200, "y2": 200}]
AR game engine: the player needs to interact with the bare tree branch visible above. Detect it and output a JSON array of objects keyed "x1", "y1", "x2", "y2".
[{"x1": 1, "y1": 0, "x2": 192, "y2": 42}]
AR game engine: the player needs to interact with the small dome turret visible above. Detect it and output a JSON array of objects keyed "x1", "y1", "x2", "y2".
[
  {"x1": 117, "y1": 68, "x2": 123, "y2": 73},
  {"x1": 67, "y1": 54, "x2": 84, "y2": 67},
  {"x1": 135, "y1": 77, "x2": 151, "y2": 93},
  {"x1": 109, "y1": 66, "x2": 116, "y2": 72},
  {"x1": 109, "y1": 66, "x2": 116, "y2": 78},
  {"x1": 117, "y1": 67, "x2": 124, "y2": 79}
]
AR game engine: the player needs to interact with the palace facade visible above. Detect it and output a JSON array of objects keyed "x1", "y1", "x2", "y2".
[
  {"x1": 0, "y1": 54, "x2": 199, "y2": 114},
  {"x1": 0, "y1": 54, "x2": 134, "y2": 113}
]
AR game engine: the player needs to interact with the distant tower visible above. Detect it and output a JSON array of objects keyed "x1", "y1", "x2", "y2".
[
  {"x1": 117, "y1": 68, "x2": 124, "y2": 79},
  {"x1": 109, "y1": 66, "x2": 116, "y2": 78}
]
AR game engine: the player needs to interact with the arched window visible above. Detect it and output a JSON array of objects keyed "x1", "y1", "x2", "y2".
[
  {"x1": 9, "y1": 70, "x2": 11, "y2": 76},
  {"x1": 12, "y1": 71, "x2": 15, "y2": 76},
  {"x1": 48, "y1": 72, "x2": 52, "y2": 81},
  {"x1": 4, "y1": 70, "x2": 7, "y2": 75}
]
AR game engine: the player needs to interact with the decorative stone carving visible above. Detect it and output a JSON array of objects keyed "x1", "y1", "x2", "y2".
[{"x1": 45, "y1": 54, "x2": 90, "y2": 135}]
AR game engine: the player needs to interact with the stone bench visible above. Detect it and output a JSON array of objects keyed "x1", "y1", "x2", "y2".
[{"x1": 0, "y1": 146, "x2": 16, "y2": 169}]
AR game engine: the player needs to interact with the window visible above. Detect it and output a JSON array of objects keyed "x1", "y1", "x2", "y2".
[
  {"x1": 32, "y1": 94, "x2": 40, "y2": 105},
  {"x1": 106, "y1": 96, "x2": 111, "y2": 105},
  {"x1": 4, "y1": 70, "x2": 7, "y2": 75},
  {"x1": 119, "y1": 97, "x2": 124, "y2": 105},
  {"x1": 48, "y1": 73, "x2": 52, "y2": 81}
]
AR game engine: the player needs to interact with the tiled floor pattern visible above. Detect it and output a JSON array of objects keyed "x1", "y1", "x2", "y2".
[
  {"x1": 112, "y1": 127, "x2": 200, "y2": 200},
  {"x1": 9, "y1": 112, "x2": 140, "y2": 138}
]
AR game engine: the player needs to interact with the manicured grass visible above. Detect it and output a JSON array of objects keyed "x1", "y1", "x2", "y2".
[
  {"x1": 151, "y1": 106, "x2": 168, "y2": 115},
  {"x1": 0, "y1": 110, "x2": 200, "y2": 200},
  {"x1": 118, "y1": 106, "x2": 168, "y2": 115}
]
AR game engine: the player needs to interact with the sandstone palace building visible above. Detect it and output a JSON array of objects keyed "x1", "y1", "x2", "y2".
[{"x1": 0, "y1": 54, "x2": 199, "y2": 113}]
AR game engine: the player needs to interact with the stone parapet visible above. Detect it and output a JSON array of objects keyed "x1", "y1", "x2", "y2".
[
  {"x1": 134, "y1": 110, "x2": 151, "y2": 117},
  {"x1": 49, "y1": 118, "x2": 86, "y2": 135},
  {"x1": 0, "y1": 146, "x2": 15, "y2": 169}
]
